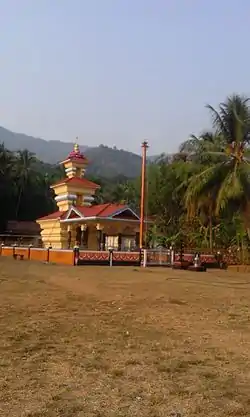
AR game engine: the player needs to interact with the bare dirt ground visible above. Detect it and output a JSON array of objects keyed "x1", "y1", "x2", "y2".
[{"x1": 0, "y1": 258, "x2": 250, "y2": 417}]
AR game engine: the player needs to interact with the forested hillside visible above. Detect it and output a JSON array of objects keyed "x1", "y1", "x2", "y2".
[
  {"x1": 0, "y1": 127, "x2": 142, "y2": 178},
  {"x1": 1, "y1": 94, "x2": 250, "y2": 252}
]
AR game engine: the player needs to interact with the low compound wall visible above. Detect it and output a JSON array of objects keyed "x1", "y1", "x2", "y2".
[
  {"x1": 0, "y1": 246, "x2": 142, "y2": 267},
  {"x1": 49, "y1": 250, "x2": 74, "y2": 265},
  {"x1": 1, "y1": 246, "x2": 14, "y2": 257},
  {"x1": 0, "y1": 246, "x2": 234, "y2": 268},
  {"x1": 76, "y1": 249, "x2": 142, "y2": 266},
  {"x1": 144, "y1": 249, "x2": 221, "y2": 267},
  {"x1": 30, "y1": 248, "x2": 48, "y2": 263},
  {"x1": 0, "y1": 246, "x2": 74, "y2": 264}
]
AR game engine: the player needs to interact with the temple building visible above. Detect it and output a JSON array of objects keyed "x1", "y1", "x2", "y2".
[{"x1": 37, "y1": 143, "x2": 141, "y2": 250}]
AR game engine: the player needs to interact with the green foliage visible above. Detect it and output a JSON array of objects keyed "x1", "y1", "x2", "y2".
[
  {"x1": 1, "y1": 93, "x2": 250, "y2": 251},
  {"x1": 85, "y1": 145, "x2": 142, "y2": 178},
  {"x1": 115, "y1": 94, "x2": 250, "y2": 250},
  {"x1": 0, "y1": 144, "x2": 140, "y2": 232},
  {"x1": 0, "y1": 144, "x2": 63, "y2": 231},
  {"x1": 143, "y1": 94, "x2": 250, "y2": 249}
]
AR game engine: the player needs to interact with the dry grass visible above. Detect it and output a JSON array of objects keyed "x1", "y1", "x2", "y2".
[{"x1": 1, "y1": 259, "x2": 250, "y2": 416}]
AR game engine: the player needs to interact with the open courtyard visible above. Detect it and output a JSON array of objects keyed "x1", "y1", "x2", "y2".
[{"x1": 0, "y1": 259, "x2": 250, "y2": 416}]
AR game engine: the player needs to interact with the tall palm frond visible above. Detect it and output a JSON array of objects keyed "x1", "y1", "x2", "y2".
[
  {"x1": 15, "y1": 149, "x2": 36, "y2": 218},
  {"x1": 206, "y1": 94, "x2": 250, "y2": 145},
  {"x1": 179, "y1": 131, "x2": 225, "y2": 165},
  {"x1": 184, "y1": 94, "x2": 250, "y2": 225}
]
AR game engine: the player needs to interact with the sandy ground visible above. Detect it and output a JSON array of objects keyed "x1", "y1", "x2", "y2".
[{"x1": 0, "y1": 258, "x2": 250, "y2": 416}]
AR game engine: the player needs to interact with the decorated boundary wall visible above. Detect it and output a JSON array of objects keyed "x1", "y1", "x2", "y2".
[
  {"x1": 145, "y1": 248, "x2": 242, "y2": 267},
  {"x1": 0, "y1": 245, "x2": 241, "y2": 267},
  {"x1": 0, "y1": 246, "x2": 142, "y2": 267}
]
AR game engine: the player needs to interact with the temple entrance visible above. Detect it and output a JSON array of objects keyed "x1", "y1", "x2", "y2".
[{"x1": 71, "y1": 225, "x2": 89, "y2": 248}]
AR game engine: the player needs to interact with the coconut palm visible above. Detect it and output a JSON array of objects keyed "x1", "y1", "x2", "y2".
[
  {"x1": 184, "y1": 94, "x2": 250, "y2": 231},
  {"x1": 15, "y1": 149, "x2": 36, "y2": 218},
  {"x1": 0, "y1": 143, "x2": 15, "y2": 230},
  {"x1": 179, "y1": 131, "x2": 224, "y2": 164},
  {"x1": 0, "y1": 143, "x2": 13, "y2": 176}
]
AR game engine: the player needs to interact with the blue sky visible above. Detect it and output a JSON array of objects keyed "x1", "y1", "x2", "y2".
[{"x1": 0, "y1": 0, "x2": 250, "y2": 155}]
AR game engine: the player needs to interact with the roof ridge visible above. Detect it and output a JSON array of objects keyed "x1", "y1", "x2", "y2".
[{"x1": 96, "y1": 202, "x2": 112, "y2": 216}]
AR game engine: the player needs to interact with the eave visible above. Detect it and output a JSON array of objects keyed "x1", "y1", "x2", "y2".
[{"x1": 60, "y1": 216, "x2": 141, "y2": 223}]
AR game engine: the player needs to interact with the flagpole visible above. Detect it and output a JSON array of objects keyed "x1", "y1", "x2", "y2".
[{"x1": 139, "y1": 141, "x2": 149, "y2": 249}]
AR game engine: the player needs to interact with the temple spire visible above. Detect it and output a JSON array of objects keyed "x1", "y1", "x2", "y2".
[
  {"x1": 74, "y1": 143, "x2": 79, "y2": 153},
  {"x1": 60, "y1": 137, "x2": 88, "y2": 179},
  {"x1": 74, "y1": 137, "x2": 79, "y2": 153}
]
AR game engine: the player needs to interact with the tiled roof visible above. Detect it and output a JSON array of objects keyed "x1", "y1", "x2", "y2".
[
  {"x1": 5, "y1": 221, "x2": 41, "y2": 235},
  {"x1": 37, "y1": 204, "x2": 139, "y2": 222},
  {"x1": 75, "y1": 203, "x2": 128, "y2": 218},
  {"x1": 37, "y1": 211, "x2": 65, "y2": 221},
  {"x1": 52, "y1": 177, "x2": 100, "y2": 189}
]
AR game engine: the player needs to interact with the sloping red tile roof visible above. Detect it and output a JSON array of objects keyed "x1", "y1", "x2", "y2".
[
  {"x1": 37, "y1": 210, "x2": 65, "y2": 221},
  {"x1": 51, "y1": 177, "x2": 100, "y2": 189},
  {"x1": 61, "y1": 156, "x2": 88, "y2": 165},
  {"x1": 37, "y1": 204, "x2": 139, "y2": 222},
  {"x1": 75, "y1": 203, "x2": 129, "y2": 218}
]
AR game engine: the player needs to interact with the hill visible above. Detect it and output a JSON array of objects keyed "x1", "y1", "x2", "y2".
[
  {"x1": 85, "y1": 144, "x2": 141, "y2": 178},
  {"x1": 0, "y1": 126, "x2": 142, "y2": 178}
]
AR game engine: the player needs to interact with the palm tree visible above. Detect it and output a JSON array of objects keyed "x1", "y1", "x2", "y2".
[
  {"x1": 0, "y1": 143, "x2": 15, "y2": 231},
  {"x1": 0, "y1": 143, "x2": 13, "y2": 176},
  {"x1": 15, "y1": 149, "x2": 36, "y2": 218},
  {"x1": 184, "y1": 94, "x2": 250, "y2": 242},
  {"x1": 179, "y1": 131, "x2": 224, "y2": 164}
]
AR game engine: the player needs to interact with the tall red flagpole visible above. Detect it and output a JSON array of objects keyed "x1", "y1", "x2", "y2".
[{"x1": 139, "y1": 141, "x2": 149, "y2": 249}]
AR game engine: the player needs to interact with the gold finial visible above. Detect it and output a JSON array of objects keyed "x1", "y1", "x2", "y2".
[{"x1": 74, "y1": 137, "x2": 79, "y2": 152}]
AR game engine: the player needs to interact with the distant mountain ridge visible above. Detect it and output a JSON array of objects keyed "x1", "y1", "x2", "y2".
[
  {"x1": 0, "y1": 126, "x2": 143, "y2": 178},
  {"x1": 0, "y1": 126, "x2": 88, "y2": 163}
]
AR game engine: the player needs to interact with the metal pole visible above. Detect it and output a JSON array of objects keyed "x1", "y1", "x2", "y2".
[
  {"x1": 143, "y1": 249, "x2": 147, "y2": 267},
  {"x1": 139, "y1": 141, "x2": 149, "y2": 249},
  {"x1": 170, "y1": 246, "x2": 175, "y2": 266},
  {"x1": 109, "y1": 249, "x2": 113, "y2": 267}
]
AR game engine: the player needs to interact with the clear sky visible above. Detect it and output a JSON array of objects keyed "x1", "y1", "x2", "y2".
[{"x1": 0, "y1": 0, "x2": 250, "y2": 155}]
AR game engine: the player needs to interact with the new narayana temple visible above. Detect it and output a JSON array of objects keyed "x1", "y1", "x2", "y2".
[{"x1": 37, "y1": 143, "x2": 142, "y2": 251}]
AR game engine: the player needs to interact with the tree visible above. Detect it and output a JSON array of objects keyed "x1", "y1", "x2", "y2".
[
  {"x1": 179, "y1": 131, "x2": 224, "y2": 165},
  {"x1": 184, "y1": 95, "x2": 250, "y2": 240},
  {"x1": 0, "y1": 144, "x2": 15, "y2": 230},
  {"x1": 111, "y1": 180, "x2": 140, "y2": 211},
  {"x1": 15, "y1": 149, "x2": 36, "y2": 218}
]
